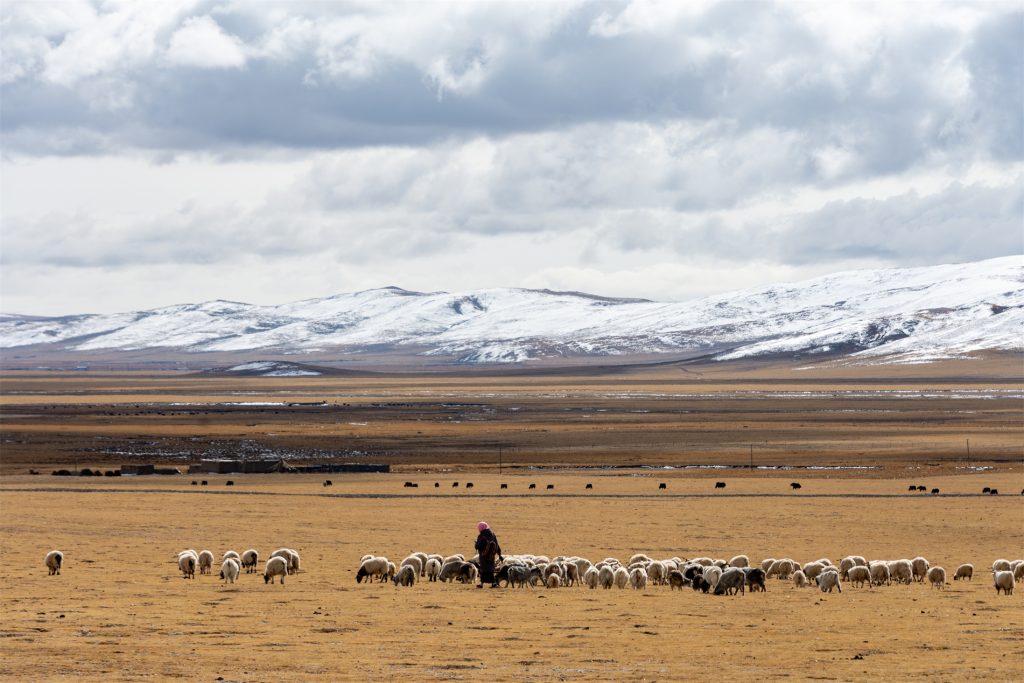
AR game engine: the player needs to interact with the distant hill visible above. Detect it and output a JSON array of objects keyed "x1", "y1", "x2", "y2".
[{"x1": 2, "y1": 257, "x2": 1021, "y2": 367}]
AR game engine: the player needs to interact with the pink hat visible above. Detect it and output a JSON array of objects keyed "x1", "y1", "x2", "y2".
[{"x1": 477, "y1": 521, "x2": 489, "y2": 531}]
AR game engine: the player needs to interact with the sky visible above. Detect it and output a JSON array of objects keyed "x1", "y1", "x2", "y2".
[{"x1": 1, "y1": 0, "x2": 1021, "y2": 315}]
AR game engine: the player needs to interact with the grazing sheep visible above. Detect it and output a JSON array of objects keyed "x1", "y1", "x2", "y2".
[
  {"x1": 839, "y1": 557, "x2": 856, "y2": 580},
  {"x1": 714, "y1": 568, "x2": 746, "y2": 596},
  {"x1": 658, "y1": 483, "x2": 667, "y2": 489},
  {"x1": 760, "y1": 558, "x2": 776, "y2": 572},
  {"x1": 506, "y1": 565, "x2": 531, "y2": 588},
  {"x1": 201, "y1": 481, "x2": 208, "y2": 486},
  {"x1": 613, "y1": 566, "x2": 630, "y2": 589},
  {"x1": 598, "y1": 565, "x2": 615, "y2": 589},
  {"x1": 220, "y1": 558, "x2": 240, "y2": 584},
  {"x1": 465, "y1": 482, "x2": 473, "y2": 489},
  {"x1": 911, "y1": 557, "x2": 930, "y2": 582},
  {"x1": 241, "y1": 549, "x2": 259, "y2": 574},
  {"x1": 356, "y1": 556, "x2": 390, "y2": 583},
  {"x1": 891, "y1": 560, "x2": 914, "y2": 584},
  {"x1": 271, "y1": 548, "x2": 300, "y2": 575},
  {"x1": 668, "y1": 571, "x2": 687, "y2": 590},
  {"x1": 729, "y1": 554, "x2": 750, "y2": 569},
  {"x1": 869, "y1": 562, "x2": 891, "y2": 586},
  {"x1": 908, "y1": 485, "x2": 917, "y2": 492},
  {"x1": 713, "y1": 559, "x2": 728, "y2": 569},
  {"x1": 225, "y1": 481, "x2": 234, "y2": 486},
  {"x1": 953, "y1": 564, "x2": 973, "y2": 581},
  {"x1": 790, "y1": 482, "x2": 801, "y2": 489},
  {"x1": 992, "y1": 559, "x2": 1011, "y2": 572},
  {"x1": 816, "y1": 570, "x2": 842, "y2": 593},
  {"x1": 927, "y1": 566, "x2": 946, "y2": 589},
  {"x1": 529, "y1": 484, "x2": 536, "y2": 489},
  {"x1": 802, "y1": 562, "x2": 827, "y2": 581},
  {"x1": 917, "y1": 485, "x2": 926, "y2": 491},
  {"x1": 178, "y1": 553, "x2": 196, "y2": 579},
  {"x1": 993, "y1": 570, "x2": 1015, "y2": 595},
  {"x1": 691, "y1": 575, "x2": 711, "y2": 593},
  {"x1": 585, "y1": 483, "x2": 593, "y2": 489},
  {"x1": 646, "y1": 561, "x2": 667, "y2": 585},
  {"x1": 744, "y1": 567, "x2": 767, "y2": 592},
  {"x1": 323, "y1": 480, "x2": 332, "y2": 487},
  {"x1": 982, "y1": 487, "x2": 991, "y2": 493},
  {"x1": 44, "y1": 550, "x2": 63, "y2": 575},
  {"x1": 702, "y1": 565, "x2": 723, "y2": 589},
  {"x1": 198, "y1": 550, "x2": 214, "y2": 575},
  {"x1": 793, "y1": 570, "x2": 809, "y2": 588},
  {"x1": 715, "y1": 482, "x2": 726, "y2": 489},
  {"x1": 581, "y1": 566, "x2": 599, "y2": 589},
  {"x1": 223, "y1": 550, "x2": 240, "y2": 564},
  {"x1": 401, "y1": 555, "x2": 423, "y2": 577},
  {"x1": 628, "y1": 554, "x2": 652, "y2": 565},
  {"x1": 434, "y1": 483, "x2": 439, "y2": 488},
  {"x1": 1013, "y1": 562, "x2": 1024, "y2": 581},
  {"x1": 393, "y1": 565, "x2": 417, "y2": 587},
  {"x1": 931, "y1": 488, "x2": 940, "y2": 495},
  {"x1": 630, "y1": 568, "x2": 648, "y2": 590},
  {"x1": 546, "y1": 484, "x2": 555, "y2": 490},
  {"x1": 848, "y1": 566, "x2": 870, "y2": 588},
  {"x1": 425, "y1": 558, "x2": 441, "y2": 582},
  {"x1": 452, "y1": 482, "x2": 458, "y2": 488},
  {"x1": 989, "y1": 489, "x2": 998, "y2": 495},
  {"x1": 546, "y1": 573, "x2": 561, "y2": 588},
  {"x1": 500, "y1": 483, "x2": 507, "y2": 489},
  {"x1": 264, "y1": 556, "x2": 288, "y2": 584},
  {"x1": 850, "y1": 555, "x2": 868, "y2": 567},
  {"x1": 439, "y1": 561, "x2": 477, "y2": 584}
]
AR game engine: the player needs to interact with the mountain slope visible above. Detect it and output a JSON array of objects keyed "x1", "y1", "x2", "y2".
[{"x1": 2, "y1": 257, "x2": 1021, "y2": 364}]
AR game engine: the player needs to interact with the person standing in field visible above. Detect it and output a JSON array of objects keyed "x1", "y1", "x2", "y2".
[{"x1": 475, "y1": 521, "x2": 503, "y2": 588}]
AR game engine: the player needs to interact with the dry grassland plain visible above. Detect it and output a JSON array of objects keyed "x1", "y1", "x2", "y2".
[{"x1": 1, "y1": 361, "x2": 1023, "y2": 681}]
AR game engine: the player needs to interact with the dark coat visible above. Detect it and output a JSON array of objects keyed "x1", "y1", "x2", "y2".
[{"x1": 475, "y1": 529, "x2": 502, "y2": 563}]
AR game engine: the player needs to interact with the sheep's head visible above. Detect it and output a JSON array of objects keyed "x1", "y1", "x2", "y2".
[{"x1": 264, "y1": 573, "x2": 270, "y2": 584}]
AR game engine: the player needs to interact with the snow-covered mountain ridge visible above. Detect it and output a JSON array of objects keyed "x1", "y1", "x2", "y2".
[{"x1": 2, "y1": 257, "x2": 1021, "y2": 364}]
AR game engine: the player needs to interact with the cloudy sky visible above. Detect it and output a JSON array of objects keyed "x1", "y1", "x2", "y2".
[{"x1": 1, "y1": 0, "x2": 1021, "y2": 315}]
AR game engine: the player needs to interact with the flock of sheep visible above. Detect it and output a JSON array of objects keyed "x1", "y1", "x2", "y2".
[
  {"x1": 42, "y1": 547, "x2": 1021, "y2": 597},
  {"x1": 172, "y1": 547, "x2": 300, "y2": 584},
  {"x1": 356, "y1": 551, "x2": 1023, "y2": 596}
]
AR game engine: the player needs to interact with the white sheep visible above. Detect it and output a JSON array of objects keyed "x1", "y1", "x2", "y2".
[
  {"x1": 869, "y1": 562, "x2": 891, "y2": 586},
  {"x1": 646, "y1": 561, "x2": 667, "y2": 585},
  {"x1": 953, "y1": 564, "x2": 973, "y2": 581},
  {"x1": 270, "y1": 548, "x2": 300, "y2": 574},
  {"x1": 927, "y1": 566, "x2": 946, "y2": 589},
  {"x1": 425, "y1": 558, "x2": 441, "y2": 582},
  {"x1": 178, "y1": 552, "x2": 197, "y2": 579},
  {"x1": 630, "y1": 567, "x2": 648, "y2": 590},
  {"x1": 628, "y1": 553, "x2": 652, "y2": 565},
  {"x1": 992, "y1": 559, "x2": 1011, "y2": 572},
  {"x1": 703, "y1": 565, "x2": 723, "y2": 589},
  {"x1": 847, "y1": 566, "x2": 870, "y2": 588},
  {"x1": 198, "y1": 550, "x2": 214, "y2": 575},
  {"x1": 410, "y1": 552, "x2": 429, "y2": 576},
  {"x1": 760, "y1": 558, "x2": 776, "y2": 572},
  {"x1": 241, "y1": 549, "x2": 259, "y2": 574},
  {"x1": 220, "y1": 558, "x2": 240, "y2": 584},
  {"x1": 911, "y1": 556, "x2": 930, "y2": 582},
  {"x1": 222, "y1": 550, "x2": 240, "y2": 563},
  {"x1": 545, "y1": 573, "x2": 561, "y2": 588},
  {"x1": 613, "y1": 566, "x2": 629, "y2": 589},
  {"x1": 891, "y1": 559, "x2": 914, "y2": 584},
  {"x1": 839, "y1": 557, "x2": 856, "y2": 580},
  {"x1": 793, "y1": 570, "x2": 809, "y2": 588},
  {"x1": 993, "y1": 570, "x2": 1014, "y2": 595},
  {"x1": 401, "y1": 555, "x2": 423, "y2": 577},
  {"x1": 264, "y1": 556, "x2": 288, "y2": 584},
  {"x1": 584, "y1": 566, "x2": 600, "y2": 589},
  {"x1": 357, "y1": 556, "x2": 390, "y2": 583},
  {"x1": 393, "y1": 564, "x2": 417, "y2": 587},
  {"x1": 1013, "y1": 561, "x2": 1024, "y2": 581},
  {"x1": 802, "y1": 562, "x2": 827, "y2": 581},
  {"x1": 44, "y1": 550, "x2": 63, "y2": 575},
  {"x1": 816, "y1": 570, "x2": 842, "y2": 593},
  {"x1": 729, "y1": 554, "x2": 749, "y2": 568}
]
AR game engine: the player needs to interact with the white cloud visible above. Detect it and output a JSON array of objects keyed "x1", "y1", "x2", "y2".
[{"x1": 165, "y1": 15, "x2": 247, "y2": 69}]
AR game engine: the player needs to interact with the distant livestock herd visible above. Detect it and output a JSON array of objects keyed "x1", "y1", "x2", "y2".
[
  {"x1": 41, "y1": 548, "x2": 1021, "y2": 597},
  {"x1": 355, "y1": 551, "x2": 1022, "y2": 596}
]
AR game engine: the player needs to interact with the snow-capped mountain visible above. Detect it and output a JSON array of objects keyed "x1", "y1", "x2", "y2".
[{"x1": 2, "y1": 257, "x2": 1021, "y2": 365}]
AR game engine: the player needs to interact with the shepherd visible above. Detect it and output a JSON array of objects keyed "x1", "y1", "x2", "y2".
[{"x1": 474, "y1": 521, "x2": 503, "y2": 588}]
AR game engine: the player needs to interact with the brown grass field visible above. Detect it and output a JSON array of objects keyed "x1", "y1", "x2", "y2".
[{"x1": 1, "y1": 361, "x2": 1023, "y2": 680}]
